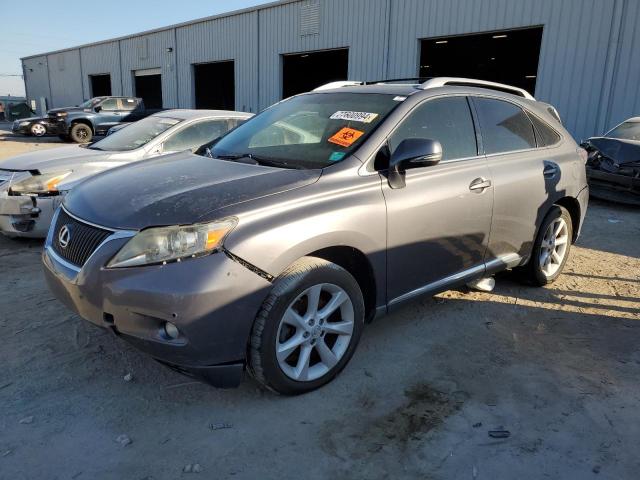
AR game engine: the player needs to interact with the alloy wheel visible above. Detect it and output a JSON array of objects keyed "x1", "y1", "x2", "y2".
[
  {"x1": 539, "y1": 217, "x2": 569, "y2": 277},
  {"x1": 276, "y1": 283, "x2": 354, "y2": 382}
]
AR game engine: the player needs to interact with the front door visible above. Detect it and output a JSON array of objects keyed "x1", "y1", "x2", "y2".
[
  {"x1": 94, "y1": 97, "x2": 122, "y2": 133},
  {"x1": 381, "y1": 96, "x2": 494, "y2": 306}
]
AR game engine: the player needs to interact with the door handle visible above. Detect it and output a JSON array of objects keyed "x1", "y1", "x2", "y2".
[
  {"x1": 543, "y1": 161, "x2": 559, "y2": 178},
  {"x1": 469, "y1": 177, "x2": 492, "y2": 192}
]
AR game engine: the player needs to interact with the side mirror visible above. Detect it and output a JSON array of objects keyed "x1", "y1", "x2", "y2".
[
  {"x1": 388, "y1": 138, "x2": 443, "y2": 189},
  {"x1": 94, "y1": 105, "x2": 102, "y2": 113}
]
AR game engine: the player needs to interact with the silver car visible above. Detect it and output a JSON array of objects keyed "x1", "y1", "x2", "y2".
[
  {"x1": 0, "y1": 110, "x2": 252, "y2": 238},
  {"x1": 43, "y1": 78, "x2": 589, "y2": 395}
]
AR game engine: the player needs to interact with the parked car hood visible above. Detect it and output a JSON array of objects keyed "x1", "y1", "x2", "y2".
[
  {"x1": 587, "y1": 137, "x2": 640, "y2": 165},
  {"x1": 47, "y1": 107, "x2": 87, "y2": 116},
  {"x1": 63, "y1": 152, "x2": 321, "y2": 230},
  {"x1": 0, "y1": 145, "x2": 110, "y2": 173}
]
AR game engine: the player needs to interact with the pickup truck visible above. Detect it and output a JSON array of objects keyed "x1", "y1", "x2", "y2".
[{"x1": 12, "y1": 96, "x2": 160, "y2": 143}]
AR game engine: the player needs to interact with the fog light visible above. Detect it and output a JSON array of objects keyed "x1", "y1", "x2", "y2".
[{"x1": 164, "y1": 322, "x2": 180, "y2": 339}]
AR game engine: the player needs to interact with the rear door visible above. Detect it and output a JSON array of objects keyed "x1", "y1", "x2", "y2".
[
  {"x1": 471, "y1": 96, "x2": 551, "y2": 269},
  {"x1": 381, "y1": 96, "x2": 494, "y2": 306}
]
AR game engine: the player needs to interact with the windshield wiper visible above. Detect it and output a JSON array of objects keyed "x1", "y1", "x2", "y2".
[{"x1": 215, "y1": 153, "x2": 301, "y2": 169}]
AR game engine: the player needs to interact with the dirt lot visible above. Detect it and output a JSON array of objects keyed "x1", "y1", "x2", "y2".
[{"x1": 0, "y1": 131, "x2": 639, "y2": 480}]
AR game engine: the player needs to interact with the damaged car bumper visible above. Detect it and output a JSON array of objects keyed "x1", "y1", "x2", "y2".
[
  {"x1": 0, "y1": 192, "x2": 63, "y2": 237},
  {"x1": 586, "y1": 167, "x2": 640, "y2": 206},
  {"x1": 42, "y1": 208, "x2": 272, "y2": 388}
]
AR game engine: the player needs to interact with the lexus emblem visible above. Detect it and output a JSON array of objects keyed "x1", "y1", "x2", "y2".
[{"x1": 58, "y1": 225, "x2": 71, "y2": 249}]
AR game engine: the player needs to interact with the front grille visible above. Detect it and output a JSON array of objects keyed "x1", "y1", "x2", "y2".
[{"x1": 51, "y1": 209, "x2": 112, "y2": 267}]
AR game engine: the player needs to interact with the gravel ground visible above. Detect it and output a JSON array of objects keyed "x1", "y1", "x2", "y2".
[{"x1": 0, "y1": 134, "x2": 639, "y2": 480}]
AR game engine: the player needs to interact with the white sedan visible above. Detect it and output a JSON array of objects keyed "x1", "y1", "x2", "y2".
[{"x1": 0, "y1": 109, "x2": 252, "y2": 238}]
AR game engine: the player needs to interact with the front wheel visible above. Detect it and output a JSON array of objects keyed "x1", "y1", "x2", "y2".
[
  {"x1": 520, "y1": 205, "x2": 573, "y2": 286},
  {"x1": 248, "y1": 257, "x2": 365, "y2": 395},
  {"x1": 30, "y1": 123, "x2": 46, "y2": 137},
  {"x1": 69, "y1": 123, "x2": 93, "y2": 143}
]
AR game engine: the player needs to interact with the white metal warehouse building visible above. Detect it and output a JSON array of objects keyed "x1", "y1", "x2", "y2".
[{"x1": 21, "y1": 0, "x2": 640, "y2": 140}]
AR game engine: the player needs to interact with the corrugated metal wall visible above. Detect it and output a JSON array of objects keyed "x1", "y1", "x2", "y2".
[
  {"x1": 119, "y1": 29, "x2": 178, "y2": 108},
  {"x1": 22, "y1": 56, "x2": 50, "y2": 114},
  {"x1": 46, "y1": 50, "x2": 84, "y2": 108},
  {"x1": 176, "y1": 11, "x2": 259, "y2": 112},
  {"x1": 387, "y1": 0, "x2": 618, "y2": 140},
  {"x1": 80, "y1": 41, "x2": 123, "y2": 97},
  {"x1": 257, "y1": 0, "x2": 390, "y2": 109},
  {"x1": 603, "y1": 0, "x2": 640, "y2": 132},
  {"x1": 21, "y1": 0, "x2": 640, "y2": 139}
]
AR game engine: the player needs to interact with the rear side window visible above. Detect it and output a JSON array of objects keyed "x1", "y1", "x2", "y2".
[
  {"x1": 119, "y1": 98, "x2": 138, "y2": 111},
  {"x1": 474, "y1": 98, "x2": 536, "y2": 154},
  {"x1": 528, "y1": 113, "x2": 561, "y2": 147},
  {"x1": 389, "y1": 96, "x2": 478, "y2": 161},
  {"x1": 164, "y1": 119, "x2": 231, "y2": 152}
]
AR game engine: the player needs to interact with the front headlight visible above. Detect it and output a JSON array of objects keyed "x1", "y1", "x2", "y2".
[
  {"x1": 107, "y1": 218, "x2": 237, "y2": 268},
  {"x1": 56, "y1": 112, "x2": 68, "y2": 118},
  {"x1": 10, "y1": 171, "x2": 72, "y2": 194}
]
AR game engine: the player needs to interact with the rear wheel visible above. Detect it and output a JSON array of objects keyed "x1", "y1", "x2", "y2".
[
  {"x1": 69, "y1": 123, "x2": 92, "y2": 143},
  {"x1": 520, "y1": 205, "x2": 573, "y2": 286},
  {"x1": 248, "y1": 257, "x2": 364, "y2": 395},
  {"x1": 30, "y1": 123, "x2": 46, "y2": 137}
]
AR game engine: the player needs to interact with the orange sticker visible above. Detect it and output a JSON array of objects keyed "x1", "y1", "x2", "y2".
[{"x1": 328, "y1": 127, "x2": 365, "y2": 148}]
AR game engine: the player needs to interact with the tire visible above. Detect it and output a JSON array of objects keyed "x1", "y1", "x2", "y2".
[
  {"x1": 520, "y1": 205, "x2": 573, "y2": 286},
  {"x1": 69, "y1": 123, "x2": 93, "y2": 143},
  {"x1": 57, "y1": 134, "x2": 69, "y2": 142},
  {"x1": 30, "y1": 123, "x2": 46, "y2": 137},
  {"x1": 248, "y1": 257, "x2": 365, "y2": 395}
]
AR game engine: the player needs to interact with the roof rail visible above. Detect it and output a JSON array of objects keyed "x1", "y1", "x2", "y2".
[
  {"x1": 418, "y1": 77, "x2": 535, "y2": 100},
  {"x1": 313, "y1": 81, "x2": 363, "y2": 91}
]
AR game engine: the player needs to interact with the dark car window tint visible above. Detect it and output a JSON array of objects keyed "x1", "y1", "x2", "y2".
[
  {"x1": 528, "y1": 113, "x2": 561, "y2": 147},
  {"x1": 100, "y1": 98, "x2": 119, "y2": 111},
  {"x1": 389, "y1": 96, "x2": 477, "y2": 161},
  {"x1": 164, "y1": 120, "x2": 230, "y2": 152},
  {"x1": 474, "y1": 98, "x2": 536, "y2": 154}
]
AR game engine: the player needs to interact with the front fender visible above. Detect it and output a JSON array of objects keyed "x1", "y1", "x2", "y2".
[{"x1": 222, "y1": 169, "x2": 387, "y2": 302}]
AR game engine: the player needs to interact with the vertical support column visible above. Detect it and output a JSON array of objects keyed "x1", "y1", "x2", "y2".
[{"x1": 595, "y1": 0, "x2": 626, "y2": 134}]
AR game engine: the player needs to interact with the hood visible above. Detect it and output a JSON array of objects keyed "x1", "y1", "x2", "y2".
[
  {"x1": 588, "y1": 137, "x2": 640, "y2": 165},
  {"x1": 64, "y1": 152, "x2": 321, "y2": 230},
  {"x1": 47, "y1": 106, "x2": 87, "y2": 116},
  {"x1": 0, "y1": 145, "x2": 109, "y2": 173}
]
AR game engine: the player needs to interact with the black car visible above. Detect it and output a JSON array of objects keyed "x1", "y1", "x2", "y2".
[
  {"x1": 11, "y1": 116, "x2": 50, "y2": 137},
  {"x1": 581, "y1": 117, "x2": 640, "y2": 206}
]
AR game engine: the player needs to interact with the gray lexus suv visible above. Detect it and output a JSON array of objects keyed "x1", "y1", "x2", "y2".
[{"x1": 43, "y1": 78, "x2": 589, "y2": 395}]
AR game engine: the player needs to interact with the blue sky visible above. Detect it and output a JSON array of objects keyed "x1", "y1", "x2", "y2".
[{"x1": 0, "y1": 0, "x2": 271, "y2": 97}]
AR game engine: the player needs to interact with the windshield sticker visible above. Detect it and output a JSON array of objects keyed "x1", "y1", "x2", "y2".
[
  {"x1": 330, "y1": 111, "x2": 379, "y2": 124},
  {"x1": 329, "y1": 127, "x2": 365, "y2": 148},
  {"x1": 329, "y1": 152, "x2": 346, "y2": 162},
  {"x1": 393, "y1": 96, "x2": 407, "y2": 102}
]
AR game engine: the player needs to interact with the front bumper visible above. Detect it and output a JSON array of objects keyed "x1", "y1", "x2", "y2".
[
  {"x1": 587, "y1": 167, "x2": 640, "y2": 206},
  {"x1": 42, "y1": 221, "x2": 272, "y2": 388},
  {"x1": 0, "y1": 193, "x2": 61, "y2": 238}
]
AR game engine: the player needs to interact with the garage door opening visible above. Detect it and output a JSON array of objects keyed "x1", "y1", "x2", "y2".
[
  {"x1": 134, "y1": 68, "x2": 163, "y2": 109},
  {"x1": 90, "y1": 74, "x2": 112, "y2": 97},
  {"x1": 193, "y1": 61, "x2": 235, "y2": 110},
  {"x1": 282, "y1": 48, "x2": 349, "y2": 98},
  {"x1": 419, "y1": 27, "x2": 543, "y2": 94}
]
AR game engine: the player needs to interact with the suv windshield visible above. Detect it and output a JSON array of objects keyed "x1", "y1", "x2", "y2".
[
  {"x1": 89, "y1": 116, "x2": 182, "y2": 152},
  {"x1": 212, "y1": 93, "x2": 401, "y2": 168},
  {"x1": 606, "y1": 121, "x2": 640, "y2": 141}
]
